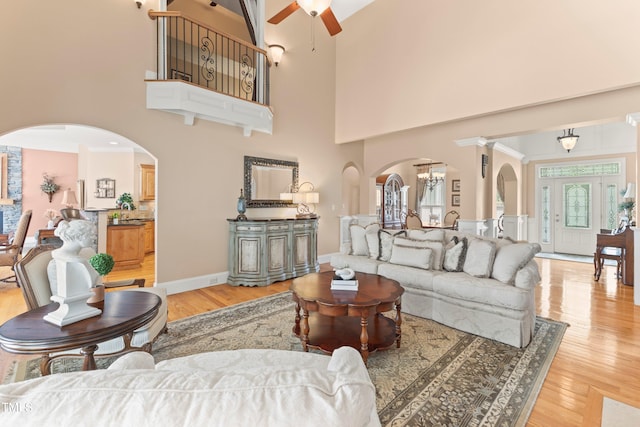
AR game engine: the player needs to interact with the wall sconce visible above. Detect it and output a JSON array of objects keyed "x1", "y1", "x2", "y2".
[
  {"x1": 268, "y1": 44, "x2": 285, "y2": 67},
  {"x1": 291, "y1": 182, "x2": 319, "y2": 218},
  {"x1": 557, "y1": 128, "x2": 579, "y2": 152},
  {"x1": 61, "y1": 188, "x2": 79, "y2": 208},
  {"x1": 135, "y1": 0, "x2": 144, "y2": 9}
]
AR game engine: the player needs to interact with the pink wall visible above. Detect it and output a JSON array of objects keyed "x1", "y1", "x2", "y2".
[{"x1": 22, "y1": 149, "x2": 78, "y2": 235}]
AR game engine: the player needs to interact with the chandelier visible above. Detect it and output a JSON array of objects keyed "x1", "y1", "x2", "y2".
[{"x1": 416, "y1": 162, "x2": 445, "y2": 191}]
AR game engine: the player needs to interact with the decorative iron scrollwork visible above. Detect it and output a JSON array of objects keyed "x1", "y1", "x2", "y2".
[
  {"x1": 200, "y1": 36, "x2": 216, "y2": 83},
  {"x1": 240, "y1": 54, "x2": 254, "y2": 97}
]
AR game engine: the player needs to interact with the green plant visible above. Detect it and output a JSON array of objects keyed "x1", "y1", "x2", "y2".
[
  {"x1": 116, "y1": 192, "x2": 136, "y2": 210},
  {"x1": 112, "y1": 212, "x2": 119, "y2": 219},
  {"x1": 89, "y1": 253, "x2": 115, "y2": 276}
]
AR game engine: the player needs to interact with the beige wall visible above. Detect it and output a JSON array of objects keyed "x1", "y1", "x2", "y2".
[
  {"x1": 1, "y1": 1, "x2": 363, "y2": 285},
  {"x1": 336, "y1": 0, "x2": 640, "y2": 143}
]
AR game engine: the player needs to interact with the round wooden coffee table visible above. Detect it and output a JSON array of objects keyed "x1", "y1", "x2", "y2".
[
  {"x1": 0, "y1": 291, "x2": 161, "y2": 375},
  {"x1": 290, "y1": 271, "x2": 404, "y2": 364}
]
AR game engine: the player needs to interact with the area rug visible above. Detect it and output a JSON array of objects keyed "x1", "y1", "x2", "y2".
[{"x1": 4, "y1": 292, "x2": 567, "y2": 426}]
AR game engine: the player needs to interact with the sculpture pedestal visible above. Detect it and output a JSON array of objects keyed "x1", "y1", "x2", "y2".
[{"x1": 43, "y1": 292, "x2": 102, "y2": 327}]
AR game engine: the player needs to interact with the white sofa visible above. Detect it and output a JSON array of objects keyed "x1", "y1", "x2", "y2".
[
  {"x1": 0, "y1": 347, "x2": 380, "y2": 427},
  {"x1": 331, "y1": 222, "x2": 541, "y2": 347}
]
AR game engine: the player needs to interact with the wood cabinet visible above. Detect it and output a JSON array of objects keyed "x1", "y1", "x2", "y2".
[
  {"x1": 107, "y1": 224, "x2": 145, "y2": 270},
  {"x1": 144, "y1": 220, "x2": 155, "y2": 254},
  {"x1": 140, "y1": 164, "x2": 155, "y2": 201},
  {"x1": 227, "y1": 218, "x2": 319, "y2": 286}
]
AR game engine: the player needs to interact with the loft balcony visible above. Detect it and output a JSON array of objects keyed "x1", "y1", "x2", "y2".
[{"x1": 146, "y1": 11, "x2": 272, "y2": 136}]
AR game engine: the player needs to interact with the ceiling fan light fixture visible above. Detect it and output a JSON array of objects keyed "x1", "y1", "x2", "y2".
[{"x1": 298, "y1": 0, "x2": 332, "y2": 17}]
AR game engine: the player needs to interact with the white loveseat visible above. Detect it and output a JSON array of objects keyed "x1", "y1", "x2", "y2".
[
  {"x1": 0, "y1": 347, "x2": 380, "y2": 427},
  {"x1": 331, "y1": 222, "x2": 541, "y2": 347}
]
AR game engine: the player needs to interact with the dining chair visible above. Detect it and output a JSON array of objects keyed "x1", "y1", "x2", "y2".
[{"x1": 0, "y1": 210, "x2": 32, "y2": 283}]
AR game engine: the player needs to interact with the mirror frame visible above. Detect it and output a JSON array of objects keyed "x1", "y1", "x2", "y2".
[{"x1": 244, "y1": 156, "x2": 299, "y2": 208}]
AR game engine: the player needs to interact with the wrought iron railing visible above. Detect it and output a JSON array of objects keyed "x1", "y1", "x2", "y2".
[{"x1": 148, "y1": 11, "x2": 270, "y2": 105}]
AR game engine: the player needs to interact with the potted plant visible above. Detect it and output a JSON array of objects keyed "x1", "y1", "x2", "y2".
[
  {"x1": 87, "y1": 253, "x2": 115, "y2": 304},
  {"x1": 112, "y1": 212, "x2": 119, "y2": 225}
]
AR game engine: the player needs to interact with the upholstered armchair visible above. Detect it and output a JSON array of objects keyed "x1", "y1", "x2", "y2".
[
  {"x1": 15, "y1": 245, "x2": 168, "y2": 372},
  {"x1": 0, "y1": 210, "x2": 33, "y2": 283}
]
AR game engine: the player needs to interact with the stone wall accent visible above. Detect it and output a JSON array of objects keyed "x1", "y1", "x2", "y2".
[{"x1": 0, "y1": 146, "x2": 22, "y2": 234}]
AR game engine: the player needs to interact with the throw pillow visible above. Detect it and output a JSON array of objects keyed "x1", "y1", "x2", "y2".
[
  {"x1": 491, "y1": 242, "x2": 541, "y2": 284},
  {"x1": 463, "y1": 238, "x2": 497, "y2": 278},
  {"x1": 379, "y1": 229, "x2": 405, "y2": 262},
  {"x1": 406, "y1": 229, "x2": 445, "y2": 242},
  {"x1": 389, "y1": 244, "x2": 433, "y2": 270},
  {"x1": 349, "y1": 223, "x2": 380, "y2": 256},
  {"x1": 443, "y1": 236, "x2": 468, "y2": 272},
  {"x1": 392, "y1": 236, "x2": 444, "y2": 270}
]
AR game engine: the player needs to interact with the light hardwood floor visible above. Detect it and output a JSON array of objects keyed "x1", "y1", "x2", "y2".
[{"x1": 0, "y1": 254, "x2": 638, "y2": 426}]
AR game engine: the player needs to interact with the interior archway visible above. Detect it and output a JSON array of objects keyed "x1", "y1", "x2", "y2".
[
  {"x1": 341, "y1": 163, "x2": 360, "y2": 216},
  {"x1": 0, "y1": 124, "x2": 157, "y2": 284}
]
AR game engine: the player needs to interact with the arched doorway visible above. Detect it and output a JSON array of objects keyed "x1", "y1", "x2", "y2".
[{"x1": 0, "y1": 124, "x2": 157, "y2": 283}]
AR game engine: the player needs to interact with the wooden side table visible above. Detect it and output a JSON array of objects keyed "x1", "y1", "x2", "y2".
[{"x1": 0, "y1": 291, "x2": 161, "y2": 375}]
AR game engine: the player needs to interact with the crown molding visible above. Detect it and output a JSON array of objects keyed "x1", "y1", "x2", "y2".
[{"x1": 455, "y1": 137, "x2": 488, "y2": 147}]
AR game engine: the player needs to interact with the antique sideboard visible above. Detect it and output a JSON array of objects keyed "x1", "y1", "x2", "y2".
[{"x1": 227, "y1": 218, "x2": 319, "y2": 286}]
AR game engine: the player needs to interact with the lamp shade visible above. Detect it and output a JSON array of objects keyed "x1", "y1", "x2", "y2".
[
  {"x1": 61, "y1": 189, "x2": 78, "y2": 207},
  {"x1": 268, "y1": 44, "x2": 285, "y2": 66},
  {"x1": 623, "y1": 182, "x2": 636, "y2": 199},
  {"x1": 297, "y1": 0, "x2": 331, "y2": 16}
]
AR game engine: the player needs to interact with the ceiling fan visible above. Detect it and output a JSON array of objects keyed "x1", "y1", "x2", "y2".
[{"x1": 268, "y1": 0, "x2": 342, "y2": 36}]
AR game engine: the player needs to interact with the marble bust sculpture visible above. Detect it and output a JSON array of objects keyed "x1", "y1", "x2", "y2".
[{"x1": 43, "y1": 220, "x2": 102, "y2": 326}]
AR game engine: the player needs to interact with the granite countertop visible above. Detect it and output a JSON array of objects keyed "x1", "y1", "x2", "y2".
[{"x1": 108, "y1": 220, "x2": 146, "y2": 227}]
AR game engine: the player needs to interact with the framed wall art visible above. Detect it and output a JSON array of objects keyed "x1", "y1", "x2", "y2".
[
  {"x1": 452, "y1": 179, "x2": 460, "y2": 192},
  {"x1": 452, "y1": 194, "x2": 460, "y2": 206}
]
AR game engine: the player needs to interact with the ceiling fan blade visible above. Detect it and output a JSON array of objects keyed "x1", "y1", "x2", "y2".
[
  {"x1": 320, "y1": 7, "x2": 342, "y2": 36},
  {"x1": 267, "y1": 2, "x2": 301, "y2": 24}
]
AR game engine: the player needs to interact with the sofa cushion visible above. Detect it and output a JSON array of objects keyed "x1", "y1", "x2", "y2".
[
  {"x1": 392, "y1": 237, "x2": 444, "y2": 270},
  {"x1": 389, "y1": 243, "x2": 433, "y2": 270},
  {"x1": 349, "y1": 223, "x2": 380, "y2": 256},
  {"x1": 491, "y1": 242, "x2": 541, "y2": 284},
  {"x1": 330, "y1": 254, "x2": 382, "y2": 274},
  {"x1": 433, "y1": 272, "x2": 532, "y2": 311},
  {"x1": 377, "y1": 263, "x2": 442, "y2": 292},
  {"x1": 407, "y1": 228, "x2": 445, "y2": 242},
  {"x1": 443, "y1": 236, "x2": 468, "y2": 272},
  {"x1": 463, "y1": 239, "x2": 496, "y2": 278},
  {"x1": 0, "y1": 347, "x2": 378, "y2": 427},
  {"x1": 366, "y1": 229, "x2": 405, "y2": 261}
]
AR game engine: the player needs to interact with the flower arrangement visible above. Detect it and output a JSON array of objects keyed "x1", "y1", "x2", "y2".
[
  {"x1": 43, "y1": 208, "x2": 58, "y2": 220},
  {"x1": 40, "y1": 173, "x2": 59, "y2": 202},
  {"x1": 89, "y1": 253, "x2": 115, "y2": 276}
]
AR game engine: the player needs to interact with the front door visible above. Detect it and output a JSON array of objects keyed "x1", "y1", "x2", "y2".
[
  {"x1": 540, "y1": 175, "x2": 621, "y2": 256},
  {"x1": 552, "y1": 178, "x2": 600, "y2": 255}
]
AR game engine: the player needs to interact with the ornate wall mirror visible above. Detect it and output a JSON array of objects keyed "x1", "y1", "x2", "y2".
[{"x1": 244, "y1": 156, "x2": 299, "y2": 208}]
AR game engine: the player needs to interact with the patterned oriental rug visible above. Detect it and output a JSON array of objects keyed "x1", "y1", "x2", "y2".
[{"x1": 5, "y1": 292, "x2": 567, "y2": 426}]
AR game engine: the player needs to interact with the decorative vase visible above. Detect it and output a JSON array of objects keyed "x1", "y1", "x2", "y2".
[
  {"x1": 47, "y1": 220, "x2": 55, "y2": 229},
  {"x1": 87, "y1": 285, "x2": 105, "y2": 305},
  {"x1": 236, "y1": 189, "x2": 247, "y2": 221}
]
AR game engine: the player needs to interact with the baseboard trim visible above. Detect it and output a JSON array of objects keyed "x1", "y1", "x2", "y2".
[{"x1": 157, "y1": 253, "x2": 336, "y2": 295}]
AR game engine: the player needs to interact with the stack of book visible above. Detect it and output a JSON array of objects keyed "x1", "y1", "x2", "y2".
[{"x1": 331, "y1": 277, "x2": 359, "y2": 291}]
